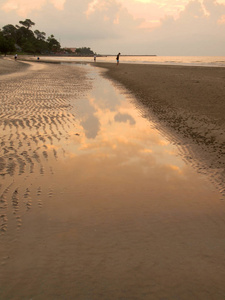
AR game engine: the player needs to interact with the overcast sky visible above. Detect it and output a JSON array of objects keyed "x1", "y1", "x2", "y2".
[{"x1": 0, "y1": 0, "x2": 225, "y2": 55}]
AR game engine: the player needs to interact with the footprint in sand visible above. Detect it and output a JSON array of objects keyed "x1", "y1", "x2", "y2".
[
  {"x1": 12, "y1": 189, "x2": 19, "y2": 213},
  {"x1": 0, "y1": 214, "x2": 8, "y2": 233},
  {"x1": 36, "y1": 187, "x2": 43, "y2": 208},
  {"x1": 48, "y1": 189, "x2": 53, "y2": 198}
]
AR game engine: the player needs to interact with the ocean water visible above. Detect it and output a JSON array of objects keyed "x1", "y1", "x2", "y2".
[{"x1": 39, "y1": 55, "x2": 225, "y2": 67}]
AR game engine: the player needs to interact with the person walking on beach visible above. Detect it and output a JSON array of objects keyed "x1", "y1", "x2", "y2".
[
  {"x1": 14, "y1": 54, "x2": 17, "y2": 60},
  {"x1": 94, "y1": 54, "x2": 96, "y2": 62},
  {"x1": 116, "y1": 52, "x2": 121, "y2": 65}
]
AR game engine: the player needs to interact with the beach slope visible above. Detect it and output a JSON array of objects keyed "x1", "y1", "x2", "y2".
[
  {"x1": 96, "y1": 62, "x2": 225, "y2": 190},
  {"x1": 0, "y1": 56, "x2": 29, "y2": 75}
]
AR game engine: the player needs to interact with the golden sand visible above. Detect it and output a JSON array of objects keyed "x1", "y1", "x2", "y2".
[
  {"x1": 0, "y1": 56, "x2": 29, "y2": 75},
  {"x1": 96, "y1": 62, "x2": 225, "y2": 187},
  {"x1": 1, "y1": 57, "x2": 225, "y2": 299}
]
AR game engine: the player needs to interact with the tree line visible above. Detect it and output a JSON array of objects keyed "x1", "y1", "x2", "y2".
[{"x1": 0, "y1": 19, "x2": 95, "y2": 56}]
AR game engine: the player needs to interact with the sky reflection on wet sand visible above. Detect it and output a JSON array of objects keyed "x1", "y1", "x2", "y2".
[
  {"x1": 52, "y1": 65, "x2": 213, "y2": 193},
  {"x1": 1, "y1": 64, "x2": 225, "y2": 300}
]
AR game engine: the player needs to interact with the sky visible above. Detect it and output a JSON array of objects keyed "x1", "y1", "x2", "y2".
[{"x1": 0, "y1": 0, "x2": 225, "y2": 55}]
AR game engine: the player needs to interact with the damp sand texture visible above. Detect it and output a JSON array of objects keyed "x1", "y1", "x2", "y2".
[
  {"x1": 96, "y1": 62, "x2": 225, "y2": 185},
  {"x1": 0, "y1": 58, "x2": 225, "y2": 300}
]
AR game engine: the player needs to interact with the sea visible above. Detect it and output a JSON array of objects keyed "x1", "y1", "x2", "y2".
[{"x1": 39, "y1": 55, "x2": 225, "y2": 67}]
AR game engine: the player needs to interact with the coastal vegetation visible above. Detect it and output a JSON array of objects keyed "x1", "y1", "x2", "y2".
[{"x1": 0, "y1": 19, "x2": 95, "y2": 56}]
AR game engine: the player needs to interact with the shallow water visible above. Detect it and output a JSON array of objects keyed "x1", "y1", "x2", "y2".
[
  {"x1": 0, "y1": 64, "x2": 225, "y2": 299},
  {"x1": 37, "y1": 55, "x2": 225, "y2": 67}
]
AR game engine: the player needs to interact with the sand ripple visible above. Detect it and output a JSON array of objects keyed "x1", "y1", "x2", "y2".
[{"x1": 0, "y1": 62, "x2": 91, "y2": 234}]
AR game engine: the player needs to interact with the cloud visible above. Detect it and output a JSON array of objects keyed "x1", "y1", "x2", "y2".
[
  {"x1": 1, "y1": 0, "x2": 225, "y2": 55},
  {"x1": 81, "y1": 114, "x2": 100, "y2": 139},
  {"x1": 51, "y1": 0, "x2": 66, "y2": 10},
  {"x1": 22, "y1": 0, "x2": 143, "y2": 53},
  {"x1": 143, "y1": 0, "x2": 225, "y2": 55},
  {"x1": 2, "y1": 0, "x2": 46, "y2": 16},
  {"x1": 114, "y1": 113, "x2": 136, "y2": 125},
  {"x1": 121, "y1": 0, "x2": 190, "y2": 29},
  {"x1": 1, "y1": 0, "x2": 66, "y2": 16}
]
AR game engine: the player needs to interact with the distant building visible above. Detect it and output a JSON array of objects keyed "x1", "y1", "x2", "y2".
[{"x1": 65, "y1": 47, "x2": 76, "y2": 53}]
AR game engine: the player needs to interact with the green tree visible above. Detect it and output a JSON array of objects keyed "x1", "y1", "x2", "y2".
[
  {"x1": 0, "y1": 31, "x2": 15, "y2": 54},
  {"x1": 22, "y1": 41, "x2": 36, "y2": 53},
  {"x1": 17, "y1": 26, "x2": 34, "y2": 40},
  {"x1": 75, "y1": 48, "x2": 81, "y2": 54},
  {"x1": 75, "y1": 47, "x2": 94, "y2": 55},
  {"x1": 34, "y1": 30, "x2": 46, "y2": 41},
  {"x1": 47, "y1": 34, "x2": 61, "y2": 52},
  {"x1": 0, "y1": 20, "x2": 69, "y2": 55},
  {"x1": 15, "y1": 21, "x2": 36, "y2": 53},
  {"x1": 2, "y1": 24, "x2": 17, "y2": 42},
  {"x1": 19, "y1": 19, "x2": 35, "y2": 30},
  {"x1": 63, "y1": 48, "x2": 73, "y2": 54},
  {"x1": 34, "y1": 38, "x2": 48, "y2": 54}
]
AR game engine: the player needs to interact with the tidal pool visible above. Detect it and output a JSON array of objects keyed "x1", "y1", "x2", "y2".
[{"x1": 0, "y1": 63, "x2": 225, "y2": 300}]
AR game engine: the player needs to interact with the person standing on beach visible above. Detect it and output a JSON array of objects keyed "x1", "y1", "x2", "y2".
[
  {"x1": 94, "y1": 54, "x2": 96, "y2": 62},
  {"x1": 116, "y1": 52, "x2": 121, "y2": 65},
  {"x1": 14, "y1": 54, "x2": 17, "y2": 60}
]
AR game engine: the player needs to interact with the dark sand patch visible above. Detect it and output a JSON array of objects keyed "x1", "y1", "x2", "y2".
[{"x1": 0, "y1": 56, "x2": 30, "y2": 75}]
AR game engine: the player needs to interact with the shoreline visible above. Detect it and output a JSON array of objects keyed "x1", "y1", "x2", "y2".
[
  {"x1": 2, "y1": 57, "x2": 225, "y2": 192},
  {"x1": 0, "y1": 56, "x2": 30, "y2": 75},
  {"x1": 7, "y1": 54, "x2": 225, "y2": 68},
  {"x1": 94, "y1": 62, "x2": 225, "y2": 193},
  {"x1": 1, "y1": 57, "x2": 225, "y2": 299}
]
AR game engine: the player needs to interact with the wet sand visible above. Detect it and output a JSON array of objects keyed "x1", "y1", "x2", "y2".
[
  {"x1": 0, "y1": 56, "x2": 29, "y2": 75},
  {"x1": 96, "y1": 62, "x2": 225, "y2": 191},
  {"x1": 1, "y1": 57, "x2": 225, "y2": 299}
]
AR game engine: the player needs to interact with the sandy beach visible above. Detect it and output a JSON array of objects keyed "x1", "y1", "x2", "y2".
[
  {"x1": 1, "y1": 57, "x2": 225, "y2": 299},
  {"x1": 0, "y1": 56, "x2": 29, "y2": 75},
  {"x1": 96, "y1": 62, "x2": 225, "y2": 191}
]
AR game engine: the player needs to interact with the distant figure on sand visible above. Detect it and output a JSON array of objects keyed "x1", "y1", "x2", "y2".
[
  {"x1": 116, "y1": 52, "x2": 121, "y2": 65},
  {"x1": 94, "y1": 54, "x2": 96, "y2": 62},
  {"x1": 14, "y1": 54, "x2": 17, "y2": 60}
]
